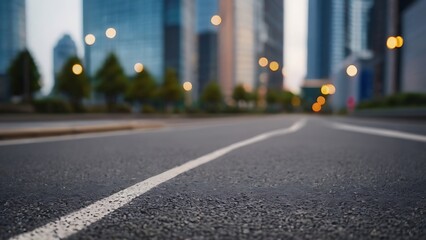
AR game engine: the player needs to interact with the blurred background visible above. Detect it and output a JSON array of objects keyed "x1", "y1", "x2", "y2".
[{"x1": 0, "y1": 0, "x2": 425, "y2": 115}]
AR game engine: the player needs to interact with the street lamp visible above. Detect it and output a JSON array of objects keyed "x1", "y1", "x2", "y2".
[
  {"x1": 183, "y1": 81, "x2": 193, "y2": 107},
  {"x1": 134, "y1": 63, "x2": 144, "y2": 73},
  {"x1": 211, "y1": 15, "x2": 222, "y2": 26},
  {"x1": 72, "y1": 64, "x2": 83, "y2": 75},
  {"x1": 105, "y1": 27, "x2": 117, "y2": 39},
  {"x1": 346, "y1": 65, "x2": 358, "y2": 77}
]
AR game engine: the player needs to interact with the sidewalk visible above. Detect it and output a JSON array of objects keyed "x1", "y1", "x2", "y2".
[{"x1": 0, "y1": 118, "x2": 164, "y2": 140}]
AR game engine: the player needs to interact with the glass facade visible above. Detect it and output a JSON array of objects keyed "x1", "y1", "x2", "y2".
[
  {"x1": 0, "y1": 0, "x2": 26, "y2": 101},
  {"x1": 196, "y1": 0, "x2": 219, "y2": 95},
  {"x1": 53, "y1": 34, "x2": 77, "y2": 94}
]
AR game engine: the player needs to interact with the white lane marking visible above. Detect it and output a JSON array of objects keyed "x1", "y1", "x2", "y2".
[
  {"x1": 9, "y1": 119, "x2": 306, "y2": 240},
  {"x1": 331, "y1": 122, "x2": 426, "y2": 143}
]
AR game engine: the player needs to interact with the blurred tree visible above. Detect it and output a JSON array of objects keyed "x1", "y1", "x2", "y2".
[
  {"x1": 161, "y1": 68, "x2": 183, "y2": 112},
  {"x1": 280, "y1": 91, "x2": 295, "y2": 112},
  {"x1": 126, "y1": 68, "x2": 157, "y2": 106},
  {"x1": 56, "y1": 57, "x2": 90, "y2": 112},
  {"x1": 95, "y1": 53, "x2": 128, "y2": 111},
  {"x1": 232, "y1": 84, "x2": 249, "y2": 107},
  {"x1": 7, "y1": 49, "x2": 41, "y2": 103},
  {"x1": 200, "y1": 81, "x2": 223, "y2": 112}
]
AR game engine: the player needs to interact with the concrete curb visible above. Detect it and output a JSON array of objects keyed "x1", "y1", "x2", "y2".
[{"x1": 0, "y1": 122, "x2": 164, "y2": 140}]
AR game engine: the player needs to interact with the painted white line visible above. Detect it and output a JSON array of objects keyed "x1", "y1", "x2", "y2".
[
  {"x1": 331, "y1": 122, "x2": 426, "y2": 143},
  {"x1": 9, "y1": 119, "x2": 306, "y2": 240}
]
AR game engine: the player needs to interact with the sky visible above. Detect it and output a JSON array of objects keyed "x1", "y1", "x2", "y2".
[{"x1": 27, "y1": 0, "x2": 307, "y2": 95}]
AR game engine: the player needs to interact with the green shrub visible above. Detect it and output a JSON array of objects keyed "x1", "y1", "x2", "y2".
[{"x1": 33, "y1": 98, "x2": 72, "y2": 113}]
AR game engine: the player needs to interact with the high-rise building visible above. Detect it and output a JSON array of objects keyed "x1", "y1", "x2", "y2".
[
  {"x1": 52, "y1": 34, "x2": 77, "y2": 94},
  {"x1": 0, "y1": 0, "x2": 26, "y2": 102},
  {"x1": 196, "y1": 0, "x2": 219, "y2": 96},
  {"x1": 218, "y1": 0, "x2": 284, "y2": 103},
  {"x1": 83, "y1": 0, "x2": 196, "y2": 93}
]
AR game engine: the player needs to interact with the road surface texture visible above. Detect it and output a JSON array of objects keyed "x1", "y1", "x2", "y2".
[{"x1": 1, "y1": 115, "x2": 425, "y2": 239}]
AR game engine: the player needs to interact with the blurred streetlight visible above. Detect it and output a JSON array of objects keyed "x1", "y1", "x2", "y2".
[
  {"x1": 72, "y1": 64, "x2": 83, "y2": 75},
  {"x1": 105, "y1": 27, "x2": 117, "y2": 39},
  {"x1": 387, "y1": 36, "x2": 397, "y2": 49},
  {"x1": 312, "y1": 102, "x2": 321, "y2": 112},
  {"x1": 183, "y1": 81, "x2": 192, "y2": 92},
  {"x1": 327, "y1": 84, "x2": 336, "y2": 95},
  {"x1": 258, "y1": 57, "x2": 268, "y2": 67},
  {"x1": 396, "y1": 36, "x2": 404, "y2": 48},
  {"x1": 134, "y1": 63, "x2": 144, "y2": 73},
  {"x1": 269, "y1": 61, "x2": 279, "y2": 72},
  {"x1": 317, "y1": 96, "x2": 326, "y2": 105},
  {"x1": 321, "y1": 85, "x2": 330, "y2": 95},
  {"x1": 211, "y1": 15, "x2": 222, "y2": 26},
  {"x1": 84, "y1": 34, "x2": 96, "y2": 45},
  {"x1": 346, "y1": 64, "x2": 358, "y2": 77}
]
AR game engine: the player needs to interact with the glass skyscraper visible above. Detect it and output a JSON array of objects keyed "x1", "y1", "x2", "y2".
[
  {"x1": 0, "y1": 0, "x2": 26, "y2": 102},
  {"x1": 52, "y1": 34, "x2": 77, "y2": 94},
  {"x1": 83, "y1": 0, "x2": 196, "y2": 89}
]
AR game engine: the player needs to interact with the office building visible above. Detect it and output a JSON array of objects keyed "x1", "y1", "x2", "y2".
[
  {"x1": 83, "y1": 0, "x2": 196, "y2": 91},
  {"x1": 52, "y1": 34, "x2": 77, "y2": 94},
  {"x1": 0, "y1": 0, "x2": 26, "y2": 102}
]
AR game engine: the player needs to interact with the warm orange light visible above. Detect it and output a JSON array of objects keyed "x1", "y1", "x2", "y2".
[
  {"x1": 72, "y1": 64, "x2": 83, "y2": 75},
  {"x1": 396, "y1": 36, "x2": 404, "y2": 48},
  {"x1": 183, "y1": 81, "x2": 192, "y2": 91},
  {"x1": 211, "y1": 15, "x2": 222, "y2": 26},
  {"x1": 312, "y1": 102, "x2": 321, "y2": 112},
  {"x1": 387, "y1": 36, "x2": 397, "y2": 49},
  {"x1": 258, "y1": 57, "x2": 268, "y2": 67},
  {"x1": 134, "y1": 63, "x2": 144, "y2": 73},
  {"x1": 317, "y1": 96, "x2": 326, "y2": 105},
  {"x1": 105, "y1": 27, "x2": 117, "y2": 39},
  {"x1": 321, "y1": 85, "x2": 330, "y2": 95},
  {"x1": 291, "y1": 96, "x2": 301, "y2": 107},
  {"x1": 327, "y1": 84, "x2": 336, "y2": 95},
  {"x1": 269, "y1": 61, "x2": 279, "y2": 72},
  {"x1": 346, "y1": 65, "x2": 358, "y2": 77},
  {"x1": 85, "y1": 34, "x2": 96, "y2": 45}
]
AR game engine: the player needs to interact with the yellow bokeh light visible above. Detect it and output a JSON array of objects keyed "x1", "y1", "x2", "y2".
[
  {"x1": 211, "y1": 15, "x2": 222, "y2": 26},
  {"x1": 258, "y1": 57, "x2": 268, "y2": 67},
  {"x1": 312, "y1": 102, "x2": 321, "y2": 112},
  {"x1": 85, "y1": 34, "x2": 96, "y2": 45},
  {"x1": 327, "y1": 84, "x2": 336, "y2": 95},
  {"x1": 317, "y1": 96, "x2": 326, "y2": 105},
  {"x1": 134, "y1": 63, "x2": 144, "y2": 73},
  {"x1": 387, "y1": 36, "x2": 397, "y2": 49},
  {"x1": 105, "y1": 27, "x2": 117, "y2": 39},
  {"x1": 72, "y1": 64, "x2": 83, "y2": 75},
  {"x1": 321, "y1": 85, "x2": 330, "y2": 95},
  {"x1": 183, "y1": 81, "x2": 192, "y2": 91},
  {"x1": 269, "y1": 61, "x2": 279, "y2": 72},
  {"x1": 346, "y1": 64, "x2": 358, "y2": 77},
  {"x1": 396, "y1": 36, "x2": 404, "y2": 48}
]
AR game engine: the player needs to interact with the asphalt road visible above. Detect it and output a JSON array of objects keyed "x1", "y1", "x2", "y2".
[{"x1": 1, "y1": 115, "x2": 425, "y2": 239}]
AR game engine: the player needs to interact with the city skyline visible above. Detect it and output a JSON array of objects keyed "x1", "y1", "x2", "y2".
[{"x1": 26, "y1": 0, "x2": 307, "y2": 95}]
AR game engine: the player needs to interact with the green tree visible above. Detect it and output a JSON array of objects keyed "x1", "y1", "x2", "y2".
[
  {"x1": 279, "y1": 91, "x2": 295, "y2": 112},
  {"x1": 95, "y1": 53, "x2": 128, "y2": 111},
  {"x1": 56, "y1": 57, "x2": 90, "y2": 111},
  {"x1": 126, "y1": 68, "x2": 157, "y2": 106},
  {"x1": 161, "y1": 68, "x2": 183, "y2": 111},
  {"x1": 7, "y1": 49, "x2": 41, "y2": 102},
  {"x1": 232, "y1": 84, "x2": 249, "y2": 107},
  {"x1": 200, "y1": 81, "x2": 223, "y2": 112}
]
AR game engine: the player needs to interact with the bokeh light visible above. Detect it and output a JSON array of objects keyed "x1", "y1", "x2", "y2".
[
  {"x1": 312, "y1": 102, "x2": 321, "y2": 112},
  {"x1": 211, "y1": 15, "x2": 222, "y2": 26},
  {"x1": 84, "y1": 34, "x2": 96, "y2": 45},
  {"x1": 72, "y1": 64, "x2": 83, "y2": 75},
  {"x1": 321, "y1": 85, "x2": 330, "y2": 95},
  {"x1": 105, "y1": 27, "x2": 117, "y2": 39},
  {"x1": 317, "y1": 96, "x2": 326, "y2": 105},
  {"x1": 387, "y1": 36, "x2": 397, "y2": 49},
  {"x1": 183, "y1": 81, "x2": 193, "y2": 91},
  {"x1": 269, "y1": 61, "x2": 279, "y2": 72},
  {"x1": 134, "y1": 63, "x2": 144, "y2": 73},
  {"x1": 346, "y1": 64, "x2": 358, "y2": 77},
  {"x1": 327, "y1": 84, "x2": 336, "y2": 95},
  {"x1": 396, "y1": 36, "x2": 404, "y2": 48},
  {"x1": 258, "y1": 57, "x2": 268, "y2": 67}
]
